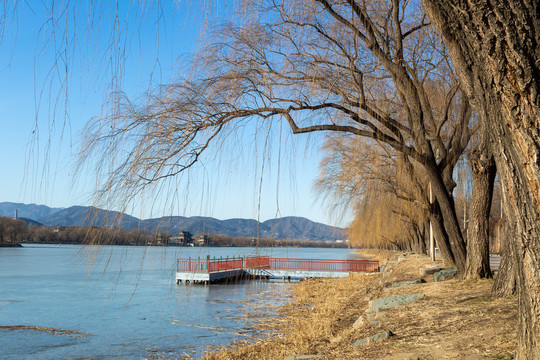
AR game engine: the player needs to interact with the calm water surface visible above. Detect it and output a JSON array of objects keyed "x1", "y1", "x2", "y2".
[{"x1": 0, "y1": 245, "x2": 357, "y2": 359}]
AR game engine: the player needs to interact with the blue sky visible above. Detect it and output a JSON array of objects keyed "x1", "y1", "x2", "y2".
[{"x1": 0, "y1": 1, "x2": 348, "y2": 227}]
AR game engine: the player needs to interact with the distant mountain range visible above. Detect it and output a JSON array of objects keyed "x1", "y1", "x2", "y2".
[{"x1": 0, "y1": 202, "x2": 345, "y2": 241}]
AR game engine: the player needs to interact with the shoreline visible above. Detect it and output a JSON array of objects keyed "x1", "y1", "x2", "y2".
[
  {"x1": 193, "y1": 250, "x2": 517, "y2": 360},
  {"x1": 10, "y1": 241, "x2": 348, "y2": 249}
]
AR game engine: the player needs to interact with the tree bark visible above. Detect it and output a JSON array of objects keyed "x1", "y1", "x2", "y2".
[
  {"x1": 423, "y1": 1, "x2": 540, "y2": 357},
  {"x1": 465, "y1": 136, "x2": 496, "y2": 279},
  {"x1": 400, "y1": 155, "x2": 464, "y2": 267},
  {"x1": 415, "y1": 220, "x2": 427, "y2": 255},
  {"x1": 427, "y1": 165, "x2": 467, "y2": 272},
  {"x1": 492, "y1": 218, "x2": 517, "y2": 297},
  {"x1": 429, "y1": 200, "x2": 456, "y2": 267}
]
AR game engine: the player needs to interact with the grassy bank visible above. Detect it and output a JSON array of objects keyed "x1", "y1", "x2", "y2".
[{"x1": 191, "y1": 251, "x2": 517, "y2": 360}]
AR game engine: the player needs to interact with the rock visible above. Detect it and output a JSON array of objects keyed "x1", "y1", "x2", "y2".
[
  {"x1": 385, "y1": 279, "x2": 426, "y2": 289},
  {"x1": 353, "y1": 330, "x2": 394, "y2": 347},
  {"x1": 369, "y1": 317, "x2": 384, "y2": 326},
  {"x1": 284, "y1": 355, "x2": 324, "y2": 360},
  {"x1": 353, "y1": 337, "x2": 370, "y2": 347},
  {"x1": 434, "y1": 267, "x2": 458, "y2": 282},
  {"x1": 420, "y1": 264, "x2": 442, "y2": 276},
  {"x1": 370, "y1": 330, "x2": 394, "y2": 342},
  {"x1": 352, "y1": 315, "x2": 365, "y2": 329},
  {"x1": 367, "y1": 294, "x2": 424, "y2": 315}
]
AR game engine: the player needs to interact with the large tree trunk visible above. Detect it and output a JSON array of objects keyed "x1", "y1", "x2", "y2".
[
  {"x1": 423, "y1": 1, "x2": 540, "y2": 358},
  {"x1": 465, "y1": 136, "x2": 496, "y2": 279}
]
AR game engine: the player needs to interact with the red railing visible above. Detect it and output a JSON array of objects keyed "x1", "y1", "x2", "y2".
[
  {"x1": 177, "y1": 256, "x2": 379, "y2": 273},
  {"x1": 177, "y1": 258, "x2": 209, "y2": 272},
  {"x1": 267, "y1": 257, "x2": 379, "y2": 273},
  {"x1": 177, "y1": 257, "x2": 243, "y2": 273},
  {"x1": 245, "y1": 255, "x2": 270, "y2": 269},
  {"x1": 209, "y1": 257, "x2": 243, "y2": 272}
]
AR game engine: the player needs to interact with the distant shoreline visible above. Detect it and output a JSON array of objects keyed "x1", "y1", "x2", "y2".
[{"x1": 9, "y1": 241, "x2": 349, "y2": 249}]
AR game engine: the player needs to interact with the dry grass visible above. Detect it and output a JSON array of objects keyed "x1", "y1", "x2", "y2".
[{"x1": 189, "y1": 250, "x2": 517, "y2": 360}]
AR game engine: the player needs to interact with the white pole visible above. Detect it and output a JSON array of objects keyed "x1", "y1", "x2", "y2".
[{"x1": 429, "y1": 182, "x2": 435, "y2": 261}]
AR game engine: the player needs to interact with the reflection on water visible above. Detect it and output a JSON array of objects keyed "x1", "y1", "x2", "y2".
[{"x1": 0, "y1": 245, "x2": 355, "y2": 359}]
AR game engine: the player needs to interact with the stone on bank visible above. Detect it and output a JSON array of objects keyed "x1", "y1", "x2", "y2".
[
  {"x1": 434, "y1": 267, "x2": 458, "y2": 282},
  {"x1": 353, "y1": 330, "x2": 394, "y2": 347},
  {"x1": 367, "y1": 293, "x2": 425, "y2": 315},
  {"x1": 284, "y1": 354, "x2": 325, "y2": 360}
]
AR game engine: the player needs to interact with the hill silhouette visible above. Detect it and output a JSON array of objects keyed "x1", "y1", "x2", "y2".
[{"x1": 0, "y1": 202, "x2": 345, "y2": 241}]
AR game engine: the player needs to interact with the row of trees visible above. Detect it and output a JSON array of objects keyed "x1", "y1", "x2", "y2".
[
  {"x1": 208, "y1": 233, "x2": 347, "y2": 248},
  {"x1": 0, "y1": 217, "x2": 155, "y2": 246},
  {"x1": 316, "y1": 128, "x2": 501, "y2": 274}
]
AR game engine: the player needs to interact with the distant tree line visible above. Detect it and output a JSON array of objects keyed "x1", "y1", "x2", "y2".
[
  {"x1": 208, "y1": 234, "x2": 347, "y2": 248},
  {"x1": 0, "y1": 217, "x2": 26, "y2": 246},
  {"x1": 0, "y1": 216, "x2": 346, "y2": 248},
  {"x1": 0, "y1": 217, "x2": 155, "y2": 246}
]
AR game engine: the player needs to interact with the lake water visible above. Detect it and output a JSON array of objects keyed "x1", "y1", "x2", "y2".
[{"x1": 0, "y1": 245, "x2": 357, "y2": 359}]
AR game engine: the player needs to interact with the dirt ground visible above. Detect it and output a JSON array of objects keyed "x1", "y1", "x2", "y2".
[{"x1": 190, "y1": 251, "x2": 517, "y2": 360}]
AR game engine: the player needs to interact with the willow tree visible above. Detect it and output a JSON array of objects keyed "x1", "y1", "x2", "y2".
[
  {"x1": 422, "y1": 0, "x2": 539, "y2": 357},
  {"x1": 316, "y1": 137, "x2": 428, "y2": 252},
  {"x1": 81, "y1": 0, "x2": 478, "y2": 273}
]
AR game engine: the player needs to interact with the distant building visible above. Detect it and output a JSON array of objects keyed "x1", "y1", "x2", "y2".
[
  {"x1": 194, "y1": 234, "x2": 210, "y2": 246},
  {"x1": 178, "y1": 231, "x2": 193, "y2": 243},
  {"x1": 168, "y1": 231, "x2": 193, "y2": 246},
  {"x1": 154, "y1": 233, "x2": 169, "y2": 246}
]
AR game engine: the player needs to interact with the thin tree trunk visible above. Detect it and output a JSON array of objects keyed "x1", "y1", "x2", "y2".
[
  {"x1": 492, "y1": 218, "x2": 517, "y2": 297},
  {"x1": 424, "y1": 1, "x2": 540, "y2": 357},
  {"x1": 423, "y1": 219, "x2": 431, "y2": 256},
  {"x1": 415, "y1": 220, "x2": 427, "y2": 255},
  {"x1": 427, "y1": 165, "x2": 467, "y2": 272},
  {"x1": 410, "y1": 221, "x2": 426, "y2": 255},
  {"x1": 430, "y1": 201, "x2": 455, "y2": 267},
  {"x1": 400, "y1": 155, "x2": 462, "y2": 265},
  {"x1": 465, "y1": 137, "x2": 496, "y2": 279}
]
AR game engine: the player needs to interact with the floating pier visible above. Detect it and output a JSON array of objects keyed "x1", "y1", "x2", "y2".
[{"x1": 176, "y1": 256, "x2": 379, "y2": 285}]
